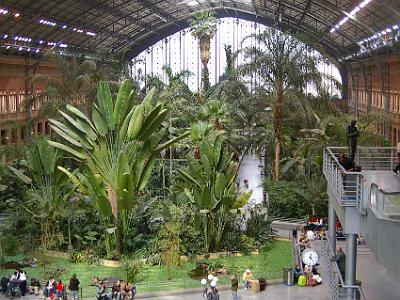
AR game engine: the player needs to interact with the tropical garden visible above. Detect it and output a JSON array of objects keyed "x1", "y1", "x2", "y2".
[{"x1": 0, "y1": 11, "x2": 386, "y2": 297}]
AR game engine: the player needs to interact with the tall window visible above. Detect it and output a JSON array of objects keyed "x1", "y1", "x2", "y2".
[
  {"x1": 1, "y1": 129, "x2": 7, "y2": 145},
  {"x1": 0, "y1": 90, "x2": 7, "y2": 112},
  {"x1": 20, "y1": 126, "x2": 26, "y2": 142},
  {"x1": 18, "y1": 90, "x2": 25, "y2": 111},
  {"x1": 8, "y1": 90, "x2": 17, "y2": 112}
]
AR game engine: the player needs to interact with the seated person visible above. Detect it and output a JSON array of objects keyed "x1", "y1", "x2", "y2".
[
  {"x1": 120, "y1": 281, "x2": 131, "y2": 300},
  {"x1": 130, "y1": 285, "x2": 136, "y2": 299},
  {"x1": 242, "y1": 269, "x2": 252, "y2": 290},
  {"x1": 338, "y1": 153, "x2": 354, "y2": 171},
  {"x1": 303, "y1": 264, "x2": 313, "y2": 276},
  {"x1": 1, "y1": 277, "x2": 9, "y2": 293},
  {"x1": 96, "y1": 281, "x2": 108, "y2": 300},
  {"x1": 29, "y1": 278, "x2": 41, "y2": 295},
  {"x1": 44, "y1": 277, "x2": 56, "y2": 298},
  {"x1": 110, "y1": 281, "x2": 121, "y2": 300},
  {"x1": 293, "y1": 265, "x2": 302, "y2": 283},
  {"x1": 306, "y1": 273, "x2": 317, "y2": 287},
  {"x1": 55, "y1": 280, "x2": 64, "y2": 299}
]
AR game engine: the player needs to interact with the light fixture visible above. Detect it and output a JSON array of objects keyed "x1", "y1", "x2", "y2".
[
  {"x1": 35, "y1": 48, "x2": 39, "y2": 53},
  {"x1": 3, "y1": 34, "x2": 7, "y2": 39},
  {"x1": 13, "y1": 12, "x2": 20, "y2": 18},
  {"x1": 330, "y1": 0, "x2": 373, "y2": 34},
  {"x1": 0, "y1": 9, "x2": 9, "y2": 15},
  {"x1": 86, "y1": 31, "x2": 96, "y2": 36},
  {"x1": 61, "y1": 24, "x2": 67, "y2": 29}
]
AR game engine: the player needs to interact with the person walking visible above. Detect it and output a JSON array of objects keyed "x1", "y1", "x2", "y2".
[
  {"x1": 231, "y1": 274, "x2": 238, "y2": 300},
  {"x1": 69, "y1": 274, "x2": 80, "y2": 300},
  {"x1": 331, "y1": 246, "x2": 346, "y2": 281}
]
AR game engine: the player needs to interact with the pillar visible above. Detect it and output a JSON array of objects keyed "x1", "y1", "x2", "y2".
[
  {"x1": 345, "y1": 233, "x2": 357, "y2": 298},
  {"x1": 328, "y1": 201, "x2": 337, "y2": 251}
]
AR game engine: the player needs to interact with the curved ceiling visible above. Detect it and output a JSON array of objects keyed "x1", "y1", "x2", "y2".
[{"x1": 0, "y1": 0, "x2": 399, "y2": 61}]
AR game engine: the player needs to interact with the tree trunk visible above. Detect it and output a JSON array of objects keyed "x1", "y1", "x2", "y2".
[
  {"x1": 107, "y1": 186, "x2": 121, "y2": 257},
  {"x1": 273, "y1": 80, "x2": 284, "y2": 182}
]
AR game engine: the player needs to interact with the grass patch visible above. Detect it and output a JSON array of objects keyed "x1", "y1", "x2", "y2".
[{"x1": 0, "y1": 240, "x2": 291, "y2": 298}]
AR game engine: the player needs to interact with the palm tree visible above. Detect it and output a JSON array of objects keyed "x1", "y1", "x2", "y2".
[
  {"x1": 189, "y1": 10, "x2": 217, "y2": 92},
  {"x1": 239, "y1": 28, "x2": 323, "y2": 181},
  {"x1": 48, "y1": 80, "x2": 189, "y2": 256}
]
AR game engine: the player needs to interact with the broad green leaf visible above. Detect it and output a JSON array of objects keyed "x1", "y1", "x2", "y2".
[
  {"x1": 127, "y1": 105, "x2": 144, "y2": 140},
  {"x1": 8, "y1": 166, "x2": 32, "y2": 184},
  {"x1": 113, "y1": 80, "x2": 133, "y2": 126},
  {"x1": 92, "y1": 108, "x2": 108, "y2": 136},
  {"x1": 66, "y1": 104, "x2": 96, "y2": 132},
  {"x1": 97, "y1": 81, "x2": 114, "y2": 130},
  {"x1": 48, "y1": 141, "x2": 86, "y2": 160}
]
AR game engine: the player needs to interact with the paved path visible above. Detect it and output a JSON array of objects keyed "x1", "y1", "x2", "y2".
[
  {"x1": 140, "y1": 285, "x2": 328, "y2": 300},
  {"x1": 237, "y1": 153, "x2": 264, "y2": 206}
]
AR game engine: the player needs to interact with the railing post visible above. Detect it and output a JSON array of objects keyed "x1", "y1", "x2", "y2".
[{"x1": 328, "y1": 202, "x2": 337, "y2": 252}]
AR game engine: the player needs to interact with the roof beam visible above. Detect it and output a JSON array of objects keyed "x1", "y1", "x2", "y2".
[
  {"x1": 296, "y1": 0, "x2": 312, "y2": 33},
  {"x1": 136, "y1": 0, "x2": 175, "y2": 24}
]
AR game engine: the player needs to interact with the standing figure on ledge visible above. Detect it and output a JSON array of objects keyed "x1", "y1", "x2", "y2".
[{"x1": 347, "y1": 119, "x2": 359, "y2": 163}]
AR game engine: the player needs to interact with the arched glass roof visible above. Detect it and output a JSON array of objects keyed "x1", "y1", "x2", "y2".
[{"x1": 0, "y1": 0, "x2": 398, "y2": 60}]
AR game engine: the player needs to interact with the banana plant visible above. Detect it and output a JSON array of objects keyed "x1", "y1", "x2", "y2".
[
  {"x1": 8, "y1": 136, "x2": 74, "y2": 249},
  {"x1": 48, "y1": 80, "x2": 189, "y2": 256},
  {"x1": 179, "y1": 134, "x2": 251, "y2": 252}
]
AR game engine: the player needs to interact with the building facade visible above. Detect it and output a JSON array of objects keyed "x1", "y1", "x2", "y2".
[
  {"x1": 0, "y1": 54, "x2": 59, "y2": 152},
  {"x1": 347, "y1": 52, "x2": 400, "y2": 145}
]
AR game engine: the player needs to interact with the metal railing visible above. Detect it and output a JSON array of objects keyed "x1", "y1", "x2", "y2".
[
  {"x1": 370, "y1": 183, "x2": 400, "y2": 220},
  {"x1": 322, "y1": 234, "x2": 366, "y2": 300},
  {"x1": 323, "y1": 148, "x2": 363, "y2": 208},
  {"x1": 323, "y1": 147, "x2": 397, "y2": 210},
  {"x1": 327, "y1": 147, "x2": 397, "y2": 171}
]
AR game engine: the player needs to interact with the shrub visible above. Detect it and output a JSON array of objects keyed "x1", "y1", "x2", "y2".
[
  {"x1": 0, "y1": 234, "x2": 18, "y2": 255},
  {"x1": 122, "y1": 258, "x2": 144, "y2": 282}
]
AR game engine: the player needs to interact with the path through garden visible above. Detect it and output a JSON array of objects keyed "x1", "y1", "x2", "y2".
[{"x1": 238, "y1": 153, "x2": 264, "y2": 207}]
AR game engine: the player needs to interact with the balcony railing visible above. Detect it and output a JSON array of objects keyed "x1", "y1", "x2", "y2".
[
  {"x1": 323, "y1": 147, "x2": 396, "y2": 210},
  {"x1": 323, "y1": 148, "x2": 363, "y2": 208}
]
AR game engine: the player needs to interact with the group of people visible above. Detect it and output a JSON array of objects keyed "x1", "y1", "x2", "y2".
[
  {"x1": 296, "y1": 229, "x2": 323, "y2": 287},
  {"x1": 0, "y1": 269, "x2": 28, "y2": 297},
  {"x1": 0, "y1": 270, "x2": 80, "y2": 300},
  {"x1": 93, "y1": 277, "x2": 136, "y2": 300},
  {"x1": 42, "y1": 274, "x2": 80, "y2": 300}
]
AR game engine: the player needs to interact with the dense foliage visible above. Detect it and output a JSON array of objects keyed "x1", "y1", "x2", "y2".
[{"x1": 0, "y1": 19, "x2": 388, "y2": 278}]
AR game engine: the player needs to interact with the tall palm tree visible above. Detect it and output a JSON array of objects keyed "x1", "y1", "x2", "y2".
[
  {"x1": 239, "y1": 28, "x2": 323, "y2": 181},
  {"x1": 189, "y1": 10, "x2": 217, "y2": 92}
]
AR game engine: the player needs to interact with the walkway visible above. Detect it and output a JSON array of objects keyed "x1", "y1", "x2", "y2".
[
  {"x1": 140, "y1": 285, "x2": 328, "y2": 300},
  {"x1": 237, "y1": 153, "x2": 264, "y2": 206}
]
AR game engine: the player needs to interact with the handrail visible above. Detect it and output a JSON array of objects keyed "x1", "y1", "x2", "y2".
[
  {"x1": 326, "y1": 148, "x2": 361, "y2": 175},
  {"x1": 370, "y1": 183, "x2": 400, "y2": 195},
  {"x1": 324, "y1": 232, "x2": 344, "y2": 286},
  {"x1": 324, "y1": 233, "x2": 367, "y2": 300}
]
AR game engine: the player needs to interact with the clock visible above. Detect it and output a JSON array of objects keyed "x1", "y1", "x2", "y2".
[{"x1": 301, "y1": 248, "x2": 319, "y2": 266}]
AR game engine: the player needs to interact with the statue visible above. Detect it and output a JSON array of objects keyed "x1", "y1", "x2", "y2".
[{"x1": 347, "y1": 119, "x2": 359, "y2": 162}]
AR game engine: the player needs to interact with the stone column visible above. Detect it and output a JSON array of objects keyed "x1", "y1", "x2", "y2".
[{"x1": 345, "y1": 233, "x2": 358, "y2": 299}]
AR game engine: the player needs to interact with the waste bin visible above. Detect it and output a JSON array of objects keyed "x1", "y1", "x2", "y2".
[
  {"x1": 251, "y1": 280, "x2": 260, "y2": 293},
  {"x1": 283, "y1": 267, "x2": 294, "y2": 286}
]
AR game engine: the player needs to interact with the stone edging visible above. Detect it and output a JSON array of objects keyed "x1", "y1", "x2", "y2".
[{"x1": 44, "y1": 250, "x2": 260, "y2": 268}]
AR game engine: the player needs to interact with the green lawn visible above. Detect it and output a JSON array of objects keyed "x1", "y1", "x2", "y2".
[{"x1": 0, "y1": 240, "x2": 291, "y2": 298}]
